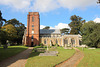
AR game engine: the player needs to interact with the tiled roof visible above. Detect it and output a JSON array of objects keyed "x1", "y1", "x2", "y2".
[{"x1": 40, "y1": 29, "x2": 61, "y2": 34}]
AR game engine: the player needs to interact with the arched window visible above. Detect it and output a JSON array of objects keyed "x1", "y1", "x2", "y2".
[
  {"x1": 44, "y1": 39, "x2": 46, "y2": 44},
  {"x1": 31, "y1": 36, "x2": 34, "y2": 42},
  {"x1": 32, "y1": 29, "x2": 34, "y2": 30},
  {"x1": 31, "y1": 36, "x2": 34, "y2": 39},
  {"x1": 32, "y1": 25, "x2": 34, "y2": 27},
  {"x1": 79, "y1": 40, "x2": 82, "y2": 45},
  {"x1": 32, "y1": 17, "x2": 34, "y2": 22},
  {"x1": 65, "y1": 39, "x2": 68, "y2": 44},
  {"x1": 71, "y1": 39, "x2": 75, "y2": 44},
  {"x1": 56, "y1": 39, "x2": 58, "y2": 44}
]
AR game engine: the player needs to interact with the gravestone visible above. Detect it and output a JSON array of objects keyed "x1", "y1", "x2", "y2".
[
  {"x1": 39, "y1": 51, "x2": 58, "y2": 56},
  {"x1": 88, "y1": 48, "x2": 96, "y2": 49},
  {"x1": 64, "y1": 47, "x2": 72, "y2": 49}
]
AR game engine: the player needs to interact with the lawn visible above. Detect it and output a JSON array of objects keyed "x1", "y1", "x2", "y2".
[
  {"x1": 25, "y1": 46, "x2": 75, "y2": 67},
  {"x1": 77, "y1": 48, "x2": 100, "y2": 67},
  {"x1": 0, "y1": 46, "x2": 28, "y2": 62}
]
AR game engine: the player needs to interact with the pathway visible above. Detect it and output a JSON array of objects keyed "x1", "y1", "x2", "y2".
[
  {"x1": 56, "y1": 48, "x2": 84, "y2": 67},
  {"x1": 0, "y1": 47, "x2": 33, "y2": 67}
]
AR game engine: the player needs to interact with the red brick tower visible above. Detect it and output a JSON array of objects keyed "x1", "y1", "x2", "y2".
[{"x1": 26, "y1": 12, "x2": 40, "y2": 46}]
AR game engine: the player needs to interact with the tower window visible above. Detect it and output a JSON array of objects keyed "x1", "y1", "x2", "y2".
[
  {"x1": 32, "y1": 29, "x2": 34, "y2": 30},
  {"x1": 32, "y1": 25, "x2": 34, "y2": 27},
  {"x1": 32, "y1": 17, "x2": 34, "y2": 22},
  {"x1": 31, "y1": 36, "x2": 34, "y2": 39}
]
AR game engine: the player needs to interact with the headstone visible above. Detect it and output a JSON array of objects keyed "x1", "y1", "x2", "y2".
[
  {"x1": 39, "y1": 51, "x2": 58, "y2": 56},
  {"x1": 7, "y1": 43, "x2": 10, "y2": 46},
  {"x1": 88, "y1": 48, "x2": 96, "y2": 49},
  {"x1": 80, "y1": 45, "x2": 88, "y2": 48}
]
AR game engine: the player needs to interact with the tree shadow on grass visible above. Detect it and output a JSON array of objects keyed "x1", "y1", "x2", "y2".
[
  {"x1": 0, "y1": 47, "x2": 27, "y2": 61},
  {"x1": 0, "y1": 47, "x2": 32, "y2": 67},
  {"x1": 29, "y1": 52, "x2": 44, "y2": 58}
]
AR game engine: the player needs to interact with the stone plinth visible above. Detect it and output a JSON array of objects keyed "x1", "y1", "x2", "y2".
[
  {"x1": 39, "y1": 51, "x2": 58, "y2": 56},
  {"x1": 88, "y1": 48, "x2": 96, "y2": 49},
  {"x1": 64, "y1": 47, "x2": 72, "y2": 49}
]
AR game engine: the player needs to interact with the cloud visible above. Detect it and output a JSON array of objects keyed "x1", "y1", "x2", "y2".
[
  {"x1": 0, "y1": 0, "x2": 31, "y2": 10},
  {"x1": 32, "y1": 0, "x2": 96, "y2": 12},
  {"x1": 0, "y1": 0, "x2": 97, "y2": 12},
  {"x1": 40, "y1": 23, "x2": 70, "y2": 29},
  {"x1": 55, "y1": 23, "x2": 70, "y2": 29},
  {"x1": 40, "y1": 25, "x2": 46, "y2": 29},
  {"x1": 94, "y1": 18, "x2": 100, "y2": 23},
  {"x1": 57, "y1": 0, "x2": 96, "y2": 10},
  {"x1": 32, "y1": 0, "x2": 59, "y2": 12}
]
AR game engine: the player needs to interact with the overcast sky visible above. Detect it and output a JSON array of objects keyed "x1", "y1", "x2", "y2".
[{"x1": 0, "y1": 0, "x2": 100, "y2": 29}]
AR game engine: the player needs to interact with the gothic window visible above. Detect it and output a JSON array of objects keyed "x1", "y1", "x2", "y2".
[
  {"x1": 79, "y1": 40, "x2": 82, "y2": 45},
  {"x1": 56, "y1": 39, "x2": 58, "y2": 44},
  {"x1": 32, "y1": 17, "x2": 34, "y2": 22},
  {"x1": 31, "y1": 36, "x2": 34, "y2": 39},
  {"x1": 44, "y1": 39, "x2": 46, "y2": 44},
  {"x1": 65, "y1": 39, "x2": 68, "y2": 44},
  {"x1": 71, "y1": 39, "x2": 75, "y2": 44},
  {"x1": 31, "y1": 36, "x2": 34, "y2": 42}
]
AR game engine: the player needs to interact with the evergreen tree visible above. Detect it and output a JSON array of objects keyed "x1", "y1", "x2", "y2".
[
  {"x1": 0, "y1": 10, "x2": 6, "y2": 45},
  {"x1": 69, "y1": 15, "x2": 85, "y2": 34},
  {"x1": 0, "y1": 10, "x2": 6, "y2": 28},
  {"x1": 60, "y1": 28, "x2": 69, "y2": 35},
  {"x1": 43, "y1": 26, "x2": 50, "y2": 29}
]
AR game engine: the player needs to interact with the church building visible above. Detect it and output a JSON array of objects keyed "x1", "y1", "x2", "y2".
[{"x1": 22, "y1": 12, "x2": 82, "y2": 47}]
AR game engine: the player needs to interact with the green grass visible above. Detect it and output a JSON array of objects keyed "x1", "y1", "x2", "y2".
[
  {"x1": 77, "y1": 47, "x2": 100, "y2": 67},
  {"x1": 0, "y1": 46, "x2": 28, "y2": 62},
  {"x1": 25, "y1": 46, "x2": 75, "y2": 67}
]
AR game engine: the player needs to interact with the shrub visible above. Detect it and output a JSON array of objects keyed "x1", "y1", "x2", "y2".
[{"x1": 39, "y1": 43, "x2": 43, "y2": 47}]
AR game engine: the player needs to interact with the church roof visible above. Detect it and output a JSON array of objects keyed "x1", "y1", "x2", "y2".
[{"x1": 40, "y1": 29, "x2": 61, "y2": 34}]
